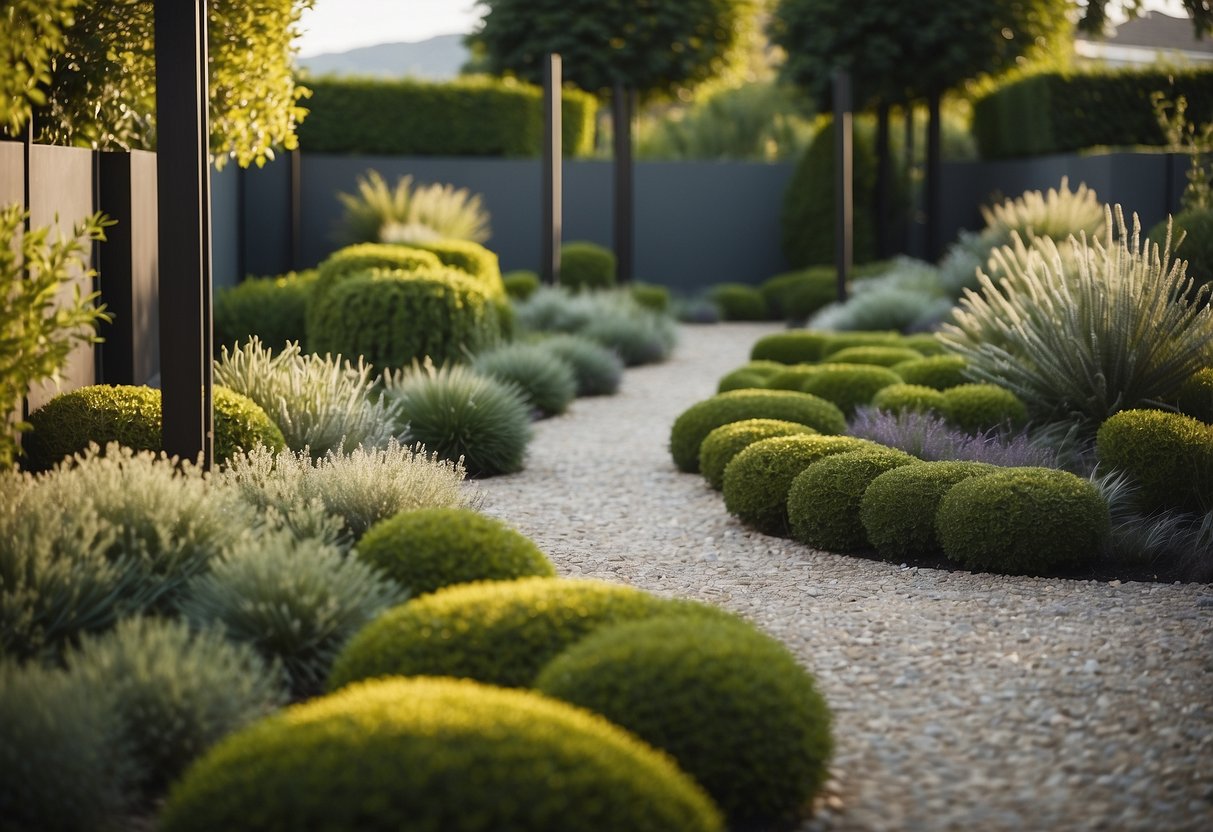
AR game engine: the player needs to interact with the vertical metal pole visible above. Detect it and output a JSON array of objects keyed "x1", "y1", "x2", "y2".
[
  {"x1": 542, "y1": 53, "x2": 562, "y2": 285},
  {"x1": 289, "y1": 148, "x2": 302, "y2": 270},
  {"x1": 832, "y1": 69, "x2": 853, "y2": 303},
  {"x1": 154, "y1": 0, "x2": 213, "y2": 467},
  {"x1": 875, "y1": 101, "x2": 891, "y2": 259},
  {"x1": 612, "y1": 82, "x2": 634, "y2": 284},
  {"x1": 926, "y1": 90, "x2": 943, "y2": 262},
  {"x1": 904, "y1": 104, "x2": 916, "y2": 256}
]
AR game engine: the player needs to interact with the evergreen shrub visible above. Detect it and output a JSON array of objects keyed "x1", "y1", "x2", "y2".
[
  {"x1": 892, "y1": 355, "x2": 969, "y2": 390},
  {"x1": 941, "y1": 384, "x2": 1028, "y2": 434},
  {"x1": 630, "y1": 283, "x2": 672, "y2": 312},
  {"x1": 214, "y1": 270, "x2": 316, "y2": 351},
  {"x1": 750, "y1": 330, "x2": 831, "y2": 364},
  {"x1": 760, "y1": 267, "x2": 836, "y2": 320},
  {"x1": 307, "y1": 243, "x2": 442, "y2": 336},
  {"x1": 717, "y1": 360, "x2": 785, "y2": 393},
  {"x1": 870, "y1": 383, "x2": 949, "y2": 416},
  {"x1": 800, "y1": 364, "x2": 902, "y2": 416},
  {"x1": 1175, "y1": 368, "x2": 1213, "y2": 424},
  {"x1": 560, "y1": 242, "x2": 616, "y2": 291},
  {"x1": 699, "y1": 418, "x2": 819, "y2": 490},
  {"x1": 503, "y1": 269, "x2": 541, "y2": 300},
  {"x1": 708, "y1": 283, "x2": 768, "y2": 321},
  {"x1": 827, "y1": 345, "x2": 923, "y2": 367},
  {"x1": 1096, "y1": 408, "x2": 1213, "y2": 512}
]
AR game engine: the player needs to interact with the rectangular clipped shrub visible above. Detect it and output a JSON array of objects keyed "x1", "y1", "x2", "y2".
[
  {"x1": 973, "y1": 68, "x2": 1213, "y2": 159},
  {"x1": 297, "y1": 76, "x2": 597, "y2": 157}
]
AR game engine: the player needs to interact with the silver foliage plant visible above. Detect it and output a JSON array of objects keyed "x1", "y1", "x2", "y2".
[
  {"x1": 939, "y1": 205, "x2": 1213, "y2": 427},
  {"x1": 214, "y1": 337, "x2": 403, "y2": 458}
]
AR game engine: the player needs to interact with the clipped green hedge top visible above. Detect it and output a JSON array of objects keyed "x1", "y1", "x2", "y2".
[
  {"x1": 559, "y1": 242, "x2": 617, "y2": 291},
  {"x1": 827, "y1": 345, "x2": 923, "y2": 367},
  {"x1": 750, "y1": 331, "x2": 831, "y2": 364},
  {"x1": 159, "y1": 677, "x2": 724, "y2": 832},
  {"x1": 799, "y1": 364, "x2": 903, "y2": 417},
  {"x1": 413, "y1": 239, "x2": 505, "y2": 300},
  {"x1": 215, "y1": 269, "x2": 317, "y2": 351},
  {"x1": 1096, "y1": 408, "x2": 1213, "y2": 513},
  {"x1": 941, "y1": 383, "x2": 1028, "y2": 434},
  {"x1": 309, "y1": 243, "x2": 444, "y2": 331},
  {"x1": 818, "y1": 331, "x2": 904, "y2": 358},
  {"x1": 709, "y1": 284, "x2": 768, "y2": 322},
  {"x1": 892, "y1": 355, "x2": 969, "y2": 390},
  {"x1": 870, "y1": 383, "x2": 950, "y2": 416},
  {"x1": 1175, "y1": 367, "x2": 1213, "y2": 424},
  {"x1": 699, "y1": 418, "x2": 819, "y2": 490},
  {"x1": 297, "y1": 76, "x2": 598, "y2": 157}
]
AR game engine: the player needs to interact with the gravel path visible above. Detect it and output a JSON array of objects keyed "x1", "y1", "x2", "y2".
[{"x1": 474, "y1": 322, "x2": 1213, "y2": 832}]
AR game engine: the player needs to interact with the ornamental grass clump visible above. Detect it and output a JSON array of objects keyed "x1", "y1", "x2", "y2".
[
  {"x1": 698, "y1": 418, "x2": 819, "y2": 490},
  {"x1": 536, "y1": 333, "x2": 624, "y2": 396},
  {"x1": 472, "y1": 342, "x2": 577, "y2": 417},
  {"x1": 335, "y1": 170, "x2": 491, "y2": 246}
]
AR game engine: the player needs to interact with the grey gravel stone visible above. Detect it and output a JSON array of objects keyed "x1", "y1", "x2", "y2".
[{"x1": 473, "y1": 322, "x2": 1213, "y2": 832}]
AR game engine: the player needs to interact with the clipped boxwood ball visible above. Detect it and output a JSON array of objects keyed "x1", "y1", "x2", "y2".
[
  {"x1": 708, "y1": 283, "x2": 768, "y2": 321},
  {"x1": 891, "y1": 355, "x2": 969, "y2": 390},
  {"x1": 560, "y1": 241, "x2": 617, "y2": 291},
  {"x1": 722, "y1": 434, "x2": 874, "y2": 535},
  {"x1": 328, "y1": 577, "x2": 733, "y2": 691},
  {"x1": 413, "y1": 238, "x2": 507, "y2": 300},
  {"x1": 786, "y1": 448, "x2": 917, "y2": 553},
  {"x1": 1175, "y1": 368, "x2": 1213, "y2": 424},
  {"x1": 1096, "y1": 408, "x2": 1213, "y2": 513},
  {"x1": 307, "y1": 243, "x2": 443, "y2": 334},
  {"x1": 503, "y1": 269, "x2": 541, "y2": 301},
  {"x1": 717, "y1": 369, "x2": 768, "y2": 393},
  {"x1": 871, "y1": 383, "x2": 949, "y2": 416},
  {"x1": 899, "y1": 333, "x2": 947, "y2": 357},
  {"x1": 817, "y1": 331, "x2": 902, "y2": 358},
  {"x1": 750, "y1": 331, "x2": 831, "y2": 364},
  {"x1": 535, "y1": 616, "x2": 833, "y2": 827},
  {"x1": 159, "y1": 677, "x2": 724, "y2": 832},
  {"x1": 826, "y1": 345, "x2": 923, "y2": 367},
  {"x1": 699, "y1": 418, "x2": 819, "y2": 491},
  {"x1": 356, "y1": 508, "x2": 555, "y2": 597},
  {"x1": 936, "y1": 467, "x2": 1109, "y2": 575},
  {"x1": 942, "y1": 383, "x2": 1027, "y2": 434},
  {"x1": 860, "y1": 461, "x2": 999, "y2": 560},
  {"x1": 765, "y1": 365, "x2": 822, "y2": 391},
  {"x1": 212, "y1": 387, "x2": 288, "y2": 462},
  {"x1": 800, "y1": 364, "x2": 902, "y2": 417},
  {"x1": 669, "y1": 389, "x2": 847, "y2": 473}
]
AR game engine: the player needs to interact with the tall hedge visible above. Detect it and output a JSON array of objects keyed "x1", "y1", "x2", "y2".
[
  {"x1": 973, "y1": 68, "x2": 1213, "y2": 159},
  {"x1": 297, "y1": 76, "x2": 598, "y2": 157}
]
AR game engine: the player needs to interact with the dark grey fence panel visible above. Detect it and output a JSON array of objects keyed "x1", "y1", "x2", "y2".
[
  {"x1": 210, "y1": 164, "x2": 240, "y2": 289},
  {"x1": 241, "y1": 157, "x2": 292, "y2": 277}
]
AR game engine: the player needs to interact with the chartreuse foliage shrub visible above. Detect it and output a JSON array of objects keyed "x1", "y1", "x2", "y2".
[
  {"x1": 936, "y1": 468, "x2": 1109, "y2": 574},
  {"x1": 708, "y1": 283, "x2": 768, "y2": 321},
  {"x1": 941, "y1": 384, "x2": 1027, "y2": 434},
  {"x1": 214, "y1": 270, "x2": 316, "y2": 351},
  {"x1": 329, "y1": 577, "x2": 730, "y2": 691},
  {"x1": 765, "y1": 364, "x2": 821, "y2": 391},
  {"x1": 722, "y1": 435, "x2": 874, "y2": 535},
  {"x1": 159, "y1": 677, "x2": 723, "y2": 832},
  {"x1": 786, "y1": 448, "x2": 917, "y2": 553},
  {"x1": 413, "y1": 239, "x2": 506, "y2": 300},
  {"x1": 699, "y1": 418, "x2": 819, "y2": 491},
  {"x1": 800, "y1": 364, "x2": 902, "y2": 417},
  {"x1": 871, "y1": 383, "x2": 949, "y2": 416},
  {"x1": 818, "y1": 331, "x2": 905, "y2": 358},
  {"x1": 750, "y1": 330, "x2": 831, "y2": 364},
  {"x1": 1175, "y1": 368, "x2": 1213, "y2": 424},
  {"x1": 308, "y1": 242, "x2": 442, "y2": 322},
  {"x1": 670, "y1": 389, "x2": 847, "y2": 473},
  {"x1": 761, "y1": 267, "x2": 837, "y2": 320},
  {"x1": 828, "y1": 345, "x2": 922, "y2": 368},
  {"x1": 893, "y1": 355, "x2": 969, "y2": 390},
  {"x1": 472, "y1": 343, "x2": 577, "y2": 416},
  {"x1": 504, "y1": 269, "x2": 541, "y2": 300},
  {"x1": 536, "y1": 334, "x2": 624, "y2": 397},
  {"x1": 298, "y1": 76, "x2": 598, "y2": 157},
  {"x1": 382, "y1": 363, "x2": 532, "y2": 477},
  {"x1": 717, "y1": 360, "x2": 785, "y2": 393},
  {"x1": 1096, "y1": 409, "x2": 1213, "y2": 513},
  {"x1": 860, "y1": 461, "x2": 998, "y2": 560},
  {"x1": 900, "y1": 333, "x2": 947, "y2": 356},
  {"x1": 0, "y1": 0, "x2": 77, "y2": 134},
  {"x1": 535, "y1": 616, "x2": 833, "y2": 827},
  {"x1": 355, "y1": 508, "x2": 555, "y2": 597},
  {"x1": 65, "y1": 616, "x2": 286, "y2": 798},
  {"x1": 560, "y1": 241, "x2": 616, "y2": 291}
]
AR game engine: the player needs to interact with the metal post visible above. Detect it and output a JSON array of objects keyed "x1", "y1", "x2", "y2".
[
  {"x1": 289, "y1": 148, "x2": 302, "y2": 270},
  {"x1": 154, "y1": 0, "x2": 213, "y2": 467},
  {"x1": 612, "y1": 82, "x2": 634, "y2": 284},
  {"x1": 926, "y1": 90, "x2": 943, "y2": 262},
  {"x1": 542, "y1": 53, "x2": 562, "y2": 285},
  {"x1": 832, "y1": 69, "x2": 853, "y2": 303}
]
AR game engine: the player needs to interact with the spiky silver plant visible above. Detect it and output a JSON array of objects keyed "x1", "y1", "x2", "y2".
[{"x1": 336, "y1": 169, "x2": 491, "y2": 245}]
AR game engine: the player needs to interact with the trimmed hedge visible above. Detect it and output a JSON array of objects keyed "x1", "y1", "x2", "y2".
[
  {"x1": 871, "y1": 383, "x2": 949, "y2": 416},
  {"x1": 698, "y1": 418, "x2": 819, "y2": 491},
  {"x1": 559, "y1": 242, "x2": 617, "y2": 291},
  {"x1": 760, "y1": 268, "x2": 837, "y2": 321},
  {"x1": 936, "y1": 467, "x2": 1109, "y2": 574},
  {"x1": 412, "y1": 239, "x2": 506, "y2": 300},
  {"x1": 716, "y1": 360, "x2": 785, "y2": 393},
  {"x1": 708, "y1": 283, "x2": 768, "y2": 321},
  {"x1": 307, "y1": 243, "x2": 443, "y2": 340},
  {"x1": 1096, "y1": 408, "x2": 1213, "y2": 513},
  {"x1": 827, "y1": 345, "x2": 923, "y2": 368},
  {"x1": 214, "y1": 270, "x2": 316, "y2": 351},
  {"x1": 860, "y1": 461, "x2": 998, "y2": 559},
  {"x1": 504, "y1": 270, "x2": 541, "y2": 300},
  {"x1": 817, "y1": 331, "x2": 903, "y2": 358},
  {"x1": 297, "y1": 76, "x2": 598, "y2": 157},
  {"x1": 1175, "y1": 367, "x2": 1213, "y2": 424},
  {"x1": 892, "y1": 355, "x2": 969, "y2": 390},
  {"x1": 750, "y1": 330, "x2": 832, "y2": 364},
  {"x1": 630, "y1": 283, "x2": 672, "y2": 312},
  {"x1": 800, "y1": 364, "x2": 903, "y2": 417},
  {"x1": 941, "y1": 384, "x2": 1027, "y2": 434},
  {"x1": 159, "y1": 677, "x2": 724, "y2": 832},
  {"x1": 669, "y1": 389, "x2": 847, "y2": 473},
  {"x1": 764, "y1": 365, "x2": 821, "y2": 391}
]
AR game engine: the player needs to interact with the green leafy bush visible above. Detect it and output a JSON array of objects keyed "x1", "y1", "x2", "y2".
[
  {"x1": 750, "y1": 330, "x2": 832, "y2": 364},
  {"x1": 178, "y1": 526, "x2": 406, "y2": 697},
  {"x1": 212, "y1": 386, "x2": 289, "y2": 460},
  {"x1": 537, "y1": 334, "x2": 625, "y2": 396},
  {"x1": 214, "y1": 271, "x2": 316, "y2": 351},
  {"x1": 560, "y1": 242, "x2": 617, "y2": 291},
  {"x1": 308, "y1": 242, "x2": 442, "y2": 321},
  {"x1": 535, "y1": 616, "x2": 833, "y2": 827},
  {"x1": 412, "y1": 238, "x2": 506, "y2": 300},
  {"x1": 1150, "y1": 207, "x2": 1213, "y2": 289},
  {"x1": 760, "y1": 268, "x2": 837, "y2": 320},
  {"x1": 382, "y1": 363, "x2": 533, "y2": 477},
  {"x1": 336, "y1": 171, "x2": 491, "y2": 246},
  {"x1": 708, "y1": 283, "x2": 768, "y2": 321},
  {"x1": 473, "y1": 343, "x2": 577, "y2": 416},
  {"x1": 827, "y1": 345, "x2": 923, "y2": 367},
  {"x1": 941, "y1": 384, "x2": 1028, "y2": 434},
  {"x1": 860, "y1": 460, "x2": 998, "y2": 559},
  {"x1": 764, "y1": 365, "x2": 821, "y2": 391},
  {"x1": 356, "y1": 507, "x2": 554, "y2": 598},
  {"x1": 892, "y1": 355, "x2": 969, "y2": 390},
  {"x1": 328, "y1": 577, "x2": 728, "y2": 690},
  {"x1": 158, "y1": 676, "x2": 723, "y2": 832},
  {"x1": 1175, "y1": 368, "x2": 1213, "y2": 423},
  {"x1": 297, "y1": 76, "x2": 598, "y2": 157},
  {"x1": 722, "y1": 434, "x2": 874, "y2": 535},
  {"x1": 786, "y1": 447, "x2": 917, "y2": 553},
  {"x1": 630, "y1": 282, "x2": 671, "y2": 312},
  {"x1": 936, "y1": 468, "x2": 1109, "y2": 574},
  {"x1": 818, "y1": 331, "x2": 904, "y2": 358},
  {"x1": 504, "y1": 269, "x2": 541, "y2": 300},
  {"x1": 871, "y1": 383, "x2": 949, "y2": 416},
  {"x1": 1096, "y1": 409, "x2": 1213, "y2": 513},
  {"x1": 699, "y1": 418, "x2": 819, "y2": 491},
  {"x1": 669, "y1": 389, "x2": 847, "y2": 473},
  {"x1": 800, "y1": 364, "x2": 903, "y2": 417},
  {"x1": 717, "y1": 360, "x2": 785, "y2": 393},
  {"x1": 899, "y1": 333, "x2": 947, "y2": 356}
]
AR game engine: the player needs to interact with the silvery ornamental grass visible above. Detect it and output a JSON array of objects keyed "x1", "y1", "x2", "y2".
[{"x1": 939, "y1": 205, "x2": 1213, "y2": 428}]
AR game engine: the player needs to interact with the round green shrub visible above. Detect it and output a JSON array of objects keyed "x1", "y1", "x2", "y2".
[
  {"x1": 871, "y1": 383, "x2": 949, "y2": 416},
  {"x1": 699, "y1": 418, "x2": 819, "y2": 490},
  {"x1": 750, "y1": 330, "x2": 831, "y2": 364},
  {"x1": 473, "y1": 343, "x2": 577, "y2": 416},
  {"x1": 800, "y1": 364, "x2": 903, "y2": 416},
  {"x1": 328, "y1": 577, "x2": 731, "y2": 690},
  {"x1": 818, "y1": 331, "x2": 902, "y2": 358},
  {"x1": 826, "y1": 345, "x2": 923, "y2": 367},
  {"x1": 631, "y1": 282, "x2": 672, "y2": 312},
  {"x1": 708, "y1": 283, "x2": 768, "y2": 321},
  {"x1": 214, "y1": 270, "x2": 317, "y2": 351},
  {"x1": 308, "y1": 243, "x2": 443, "y2": 335},
  {"x1": 722, "y1": 434, "x2": 874, "y2": 535},
  {"x1": 1174, "y1": 367, "x2": 1213, "y2": 424},
  {"x1": 537, "y1": 333, "x2": 625, "y2": 396},
  {"x1": 308, "y1": 267, "x2": 500, "y2": 372},
  {"x1": 765, "y1": 364, "x2": 822, "y2": 391},
  {"x1": 942, "y1": 383, "x2": 1028, "y2": 434},
  {"x1": 860, "y1": 461, "x2": 998, "y2": 560},
  {"x1": 717, "y1": 360, "x2": 785, "y2": 392},
  {"x1": 760, "y1": 267, "x2": 837, "y2": 320},
  {"x1": 786, "y1": 447, "x2": 917, "y2": 553},
  {"x1": 535, "y1": 616, "x2": 833, "y2": 827},
  {"x1": 159, "y1": 677, "x2": 724, "y2": 832},
  {"x1": 560, "y1": 241, "x2": 617, "y2": 291},
  {"x1": 669, "y1": 389, "x2": 847, "y2": 473},
  {"x1": 356, "y1": 508, "x2": 555, "y2": 597},
  {"x1": 503, "y1": 269, "x2": 541, "y2": 301},
  {"x1": 899, "y1": 333, "x2": 947, "y2": 357},
  {"x1": 1096, "y1": 408, "x2": 1213, "y2": 512},
  {"x1": 1150, "y1": 208, "x2": 1213, "y2": 290},
  {"x1": 414, "y1": 239, "x2": 507, "y2": 300},
  {"x1": 212, "y1": 387, "x2": 288, "y2": 461},
  {"x1": 936, "y1": 467, "x2": 1109, "y2": 574},
  {"x1": 892, "y1": 355, "x2": 969, "y2": 390}
]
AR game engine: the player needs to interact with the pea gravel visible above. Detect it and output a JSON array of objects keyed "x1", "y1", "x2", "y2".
[{"x1": 474, "y1": 322, "x2": 1213, "y2": 832}]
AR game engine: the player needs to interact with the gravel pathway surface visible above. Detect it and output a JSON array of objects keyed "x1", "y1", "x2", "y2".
[{"x1": 474, "y1": 322, "x2": 1213, "y2": 832}]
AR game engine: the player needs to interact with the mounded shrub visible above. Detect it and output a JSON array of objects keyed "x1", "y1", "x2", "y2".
[
  {"x1": 717, "y1": 369, "x2": 769, "y2": 393},
  {"x1": 560, "y1": 241, "x2": 617, "y2": 291},
  {"x1": 800, "y1": 364, "x2": 903, "y2": 417},
  {"x1": 582, "y1": 310, "x2": 677, "y2": 366},
  {"x1": 535, "y1": 616, "x2": 833, "y2": 827},
  {"x1": 760, "y1": 267, "x2": 836, "y2": 320},
  {"x1": 473, "y1": 343, "x2": 578, "y2": 416},
  {"x1": 818, "y1": 331, "x2": 903, "y2": 358},
  {"x1": 860, "y1": 461, "x2": 999, "y2": 560},
  {"x1": 307, "y1": 243, "x2": 443, "y2": 335},
  {"x1": 503, "y1": 269, "x2": 541, "y2": 300},
  {"x1": 826, "y1": 345, "x2": 923, "y2": 368},
  {"x1": 356, "y1": 507, "x2": 555, "y2": 597},
  {"x1": 785, "y1": 448, "x2": 917, "y2": 553},
  {"x1": 328, "y1": 577, "x2": 731, "y2": 690},
  {"x1": 214, "y1": 270, "x2": 316, "y2": 351},
  {"x1": 722, "y1": 434, "x2": 874, "y2": 535},
  {"x1": 892, "y1": 355, "x2": 969, "y2": 390},
  {"x1": 941, "y1": 383, "x2": 1028, "y2": 434},
  {"x1": 698, "y1": 418, "x2": 819, "y2": 490},
  {"x1": 871, "y1": 383, "x2": 949, "y2": 416},
  {"x1": 212, "y1": 387, "x2": 289, "y2": 461},
  {"x1": 158, "y1": 677, "x2": 724, "y2": 832},
  {"x1": 413, "y1": 238, "x2": 507, "y2": 300},
  {"x1": 765, "y1": 364, "x2": 821, "y2": 391},
  {"x1": 630, "y1": 282, "x2": 671, "y2": 312},
  {"x1": 708, "y1": 283, "x2": 768, "y2": 321},
  {"x1": 1096, "y1": 408, "x2": 1213, "y2": 513},
  {"x1": 1175, "y1": 367, "x2": 1213, "y2": 424},
  {"x1": 1152, "y1": 208, "x2": 1213, "y2": 290},
  {"x1": 750, "y1": 330, "x2": 831, "y2": 364},
  {"x1": 536, "y1": 333, "x2": 625, "y2": 396},
  {"x1": 308, "y1": 268, "x2": 500, "y2": 372},
  {"x1": 669, "y1": 389, "x2": 847, "y2": 473},
  {"x1": 937, "y1": 467, "x2": 1109, "y2": 574},
  {"x1": 899, "y1": 333, "x2": 947, "y2": 357}
]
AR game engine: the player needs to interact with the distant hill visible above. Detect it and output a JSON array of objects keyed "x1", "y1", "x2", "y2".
[{"x1": 298, "y1": 33, "x2": 468, "y2": 80}]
